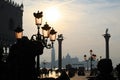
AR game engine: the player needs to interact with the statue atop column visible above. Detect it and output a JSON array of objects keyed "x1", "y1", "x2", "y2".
[
  {"x1": 105, "y1": 28, "x2": 108, "y2": 34},
  {"x1": 103, "y1": 28, "x2": 111, "y2": 59}
]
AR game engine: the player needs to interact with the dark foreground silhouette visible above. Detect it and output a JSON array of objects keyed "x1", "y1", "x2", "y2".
[
  {"x1": 56, "y1": 70, "x2": 70, "y2": 80},
  {"x1": 7, "y1": 36, "x2": 44, "y2": 80},
  {"x1": 116, "y1": 64, "x2": 120, "y2": 80},
  {"x1": 0, "y1": 46, "x2": 8, "y2": 80},
  {"x1": 91, "y1": 58, "x2": 116, "y2": 80}
]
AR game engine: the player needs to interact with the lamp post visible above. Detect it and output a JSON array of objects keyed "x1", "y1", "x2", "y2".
[
  {"x1": 89, "y1": 49, "x2": 93, "y2": 76},
  {"x1": 31, "y1": 11, "x2": 57, "y2": 77},
  {"x1": 84, "y1": 54, "x2": 88, "y2": 71},
  {"x1": 103, "y1": 28, "x2": 111, "y2": 59},
  {"x1": 57, "y1": 34, "x2": 63, "y2": 70}
]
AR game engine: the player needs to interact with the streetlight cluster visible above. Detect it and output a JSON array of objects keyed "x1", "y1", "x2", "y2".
[
  {"x1": 32, "y1": 11, "x2": 57, "y2": 48},
  {"x1": 15, "y1": 11, "x2": 57, "y2": 48},
  {"x1": 14, "y1": 11, "x2": 57, "y2": 77},
  {"x1": 83, "y1": 50, "x2": 97, "y2": 71}
]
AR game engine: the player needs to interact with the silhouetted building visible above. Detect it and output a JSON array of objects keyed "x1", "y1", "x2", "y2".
[
  {"x1": 0, "y1": 0, "x2": 23, "y2": 46},
  {"x1": 62, "y1": 53, "x2": 80, "y2": 68},
  {"x1": 41, "y1": 53, "x2": 81, "y2": 69}
]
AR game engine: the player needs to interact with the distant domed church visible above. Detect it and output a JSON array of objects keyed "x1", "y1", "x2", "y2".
[{"x1": 0, "y1": 0, "x2": 23, "y2": 46}]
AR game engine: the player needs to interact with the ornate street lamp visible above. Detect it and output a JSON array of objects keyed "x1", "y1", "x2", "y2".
[
  {"x1": 50, "y1": 28, "x2": 57, "y2": 41},
  {"x1": 89, "y1": 49, "x2": 93, "y2": 76},
  {"x1": 32, "y1": 11, "x2": 57, "y2": 47},
  {"x1": 33, "y1": 11, "x2": 43, "y2": 25},
  {"x1": 14, "y1": 27, "x2": 23, "y2": 39},
  {"x1": 42, "y1": 22, "x2": 51, "y2": 38},
  {"x1": 32, "y1": 11, "x2": 57, "y2": 77},
  {"x1": 41, "y1": 23, "x2": 57, "y2": 48},
  {"x1": 84, "y1": 54, "x2": 88, "y2": 71}
]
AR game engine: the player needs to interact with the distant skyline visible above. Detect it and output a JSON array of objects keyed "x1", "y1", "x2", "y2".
[{"x1": 13, "y1": 0, "x2": 120, "y2": 67}]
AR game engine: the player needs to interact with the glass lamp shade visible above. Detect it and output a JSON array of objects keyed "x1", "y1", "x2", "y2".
[
  {"x1": 15, "y1": 32, "x2": 23, "y2": 39},
  {"x1": 84, "y1": 55, "x2": 87, "y2": 60},
  {"x1": 90, "y1": 49, "x2": 93, "y2": 52},
  {"x1": 90, "y1": 49, "x2": 93, "y2": 55},
  {"x1": 14, "y1": 27, "x2": 23, "y2": 39},
  {"x1": 42, "y1": 29, "x2": 50, "y2": 38},
  {"x1": 35, "y1": 18, "x2": 42, "y2": 25},
  {"x1": 49, "y1": 28, "x2": 57, "y2": 41},
  {"x1": 50, "y1": 34, "x2": 56, "y2": 41},
  {"x1": 33, "y1": 11, "x2": 43, "y2": 25},
  {"x1": 42, "y1": 22, "x2": 51, "y2": 38}
]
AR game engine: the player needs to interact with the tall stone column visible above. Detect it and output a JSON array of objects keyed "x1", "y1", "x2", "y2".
[
  {"x1": 57, "y1": 34, "x2": 63, "y2": 70},
  {"x1": 103, "y1": 28, "x2": 111, "y2": 59}
]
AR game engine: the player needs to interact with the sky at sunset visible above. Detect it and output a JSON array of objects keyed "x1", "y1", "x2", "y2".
[{"x1": 13, "y1": 0, "x2": 120, "y2": 67}]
